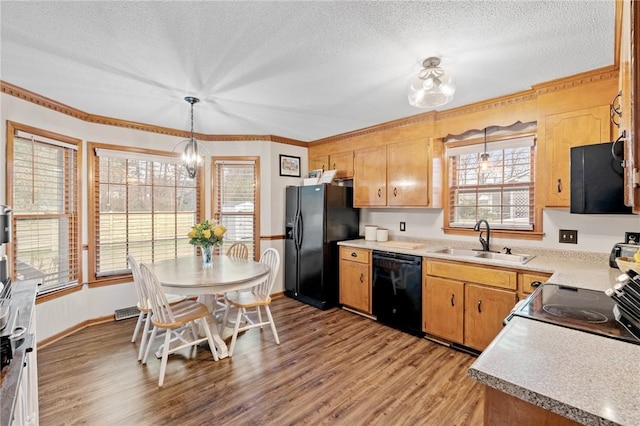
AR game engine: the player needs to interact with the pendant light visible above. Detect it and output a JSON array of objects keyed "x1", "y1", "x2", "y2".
[
  {"x1": 182, "y1": 96, "x2": 201, "y2": 179},
  {"x1": 480, "y1": 127, "x2": 490, "y2": 173},
  {"x1": 407, "y1": 57, "x2": 456, "y2": 108}
]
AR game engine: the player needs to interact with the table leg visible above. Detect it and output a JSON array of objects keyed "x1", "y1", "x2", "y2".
[{"x1": 198, "y1": 295, "x2": 229, "y2": 359}]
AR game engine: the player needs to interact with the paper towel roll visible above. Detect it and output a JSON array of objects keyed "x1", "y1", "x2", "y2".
[
  {"x1": 376, "y1": 228, "x2": 389, "y2": 242},
  {"x1": 365, "y1": 225, "x2": 378, "y2": 241}
]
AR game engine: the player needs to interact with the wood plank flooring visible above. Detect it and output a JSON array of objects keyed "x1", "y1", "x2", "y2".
[{"x1": 37, "y1": 296, "x2": 483, "y2": 425}]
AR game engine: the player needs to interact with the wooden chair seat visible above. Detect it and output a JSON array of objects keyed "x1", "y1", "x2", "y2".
[
  {"x1": 221, "y1": 248, "x2": 281, "y2": 356},
  {"x1": 139, "y1": 263, "x2": 219, "y2": 387}
]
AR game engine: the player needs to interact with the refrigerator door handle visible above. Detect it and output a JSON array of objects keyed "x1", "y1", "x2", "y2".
[{"x1": 296, "y1": 213, "x2": 304, "y2": 248}]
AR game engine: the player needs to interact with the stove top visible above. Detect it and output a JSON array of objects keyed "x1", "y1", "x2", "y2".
[{"x1": 512, "y1": 283, "x2": 640, "y2": 345}]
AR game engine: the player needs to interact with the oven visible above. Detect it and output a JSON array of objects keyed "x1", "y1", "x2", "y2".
[{"x1": 507, "y1": 283, "x2": 640, "y2": 345}]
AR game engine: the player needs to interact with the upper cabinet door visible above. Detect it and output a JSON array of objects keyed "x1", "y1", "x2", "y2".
[
  {"x1": 387, "y1": 139, "x2": 430, "y2": 206},
  {"x1": 309, "y1": 155, "x2": 329, "y2": 172},
  {"x1": 330, "y1": 151, "x2": 354, "y2": 179},
  {"x1": 354, "y1": 145, "x2": 387, "y2": 207},
  {"x1": 544, "y1": 105, "x2": 611, "y2": 207}
]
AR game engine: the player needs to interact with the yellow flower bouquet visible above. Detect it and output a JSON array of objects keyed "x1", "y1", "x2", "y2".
[
  {"x1": 188, "y1": 219, "x2": 227, "y2": 248},
  {"x1": 188, "y1": 219, "x2": 227, "y2": 268}
]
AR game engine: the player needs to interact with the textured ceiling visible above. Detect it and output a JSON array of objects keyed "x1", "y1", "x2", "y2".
[{"x1": 0, "y1": 1, "x2": 615, "y2": 142}]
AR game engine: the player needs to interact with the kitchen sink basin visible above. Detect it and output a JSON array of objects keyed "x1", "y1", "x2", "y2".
[
  {"x1": 431, "y1": 248, "x2": 479, "y2": 257},
  {"x1": 474, "y1": 252, "x2": 535, "y2": 264},
  {"x1": 430, "y1": 248, "x2": 535, "y2": 264}
]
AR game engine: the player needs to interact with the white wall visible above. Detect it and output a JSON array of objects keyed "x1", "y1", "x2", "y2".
[
  {"x1": 360, "y1": 207, "x2": 640, "y2": 253},
  {"x1": 1, "y1": 93, "x2": 304, "y2": 342}
]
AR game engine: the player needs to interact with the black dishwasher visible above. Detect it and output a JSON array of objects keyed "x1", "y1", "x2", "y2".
[{"x1": 372, "y1": 251, "x2": 423, "y2": 336}]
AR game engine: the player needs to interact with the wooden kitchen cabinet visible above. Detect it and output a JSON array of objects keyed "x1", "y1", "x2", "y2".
[
  {"x1": 309, "y1": 152, "x2": 354, "y2": 179},
  {"x1": 353, "y1": 138, "x2": 442, "y2": 208},
  {"x1": 423, "y1": 276, "x2": 464, "y2": 343},
  {"x1": 618, "y1": 0, "x2": 640, "y2": 213},
  {"x1": 353, "y1": 145, "x2": 387, "y2": 207},
  {"x1": 464, "y1": 283, "x2": 517, "y2": 351},
  {"x1": 543, "y1": 105, "x2": 611, "y2": 207},
  {"x1": 518, "y1": 271, "x2": 551, "y2": 297},
  {"x1": 309, "y1": 155, "x2": 329, "y2": 173},
  {"x1": 424, "y1": 259, "x2": 519, "y2": 351},
  {"x1": 339, "y1": 246, "x2": 372, "y2": 314}
]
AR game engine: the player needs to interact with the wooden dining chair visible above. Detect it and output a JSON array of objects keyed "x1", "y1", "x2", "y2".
[
  {"x1": 221, "y1": 248, "x2": 281, "y2": 356},
  {"x1": 139, "y1": 263, "x2": 219, "y2": 387},
  {"x1": 127, "y1": 254, "x2": 185, "y2": 361},
  {"x1": 226, "y1": 242, "x2": 249, "y2": 259}
]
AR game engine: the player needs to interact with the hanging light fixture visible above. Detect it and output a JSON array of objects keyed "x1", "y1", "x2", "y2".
[
  {"x1": 407, "y1": 57, "x2": 456, "y2": 108},
  {"x1": 480, "y1": 127, "x2": 490, "y2": 173},
  {"x1": 182, "y1": 96, "x2": 201, "y2": 179}
]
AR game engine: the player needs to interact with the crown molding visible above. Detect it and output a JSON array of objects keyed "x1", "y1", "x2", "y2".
[
  {"x1": 531, "y1": 65, "x2": 618, "y2": 94},
  {"x1": 310, "y1": 111, "x2": 437, "y2": 147},
  {"x1": 0, "y1": 80, "x2": 307, "y2": 147}
]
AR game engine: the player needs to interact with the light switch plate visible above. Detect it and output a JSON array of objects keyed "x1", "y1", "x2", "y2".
[{"x1": 559, "y1": 229, "x2": 578, "y2": 244}]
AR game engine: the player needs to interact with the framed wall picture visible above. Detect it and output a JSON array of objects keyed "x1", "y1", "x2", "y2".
[{"x1": 279, "y1": 154, "x2": 301, "y2": 177}]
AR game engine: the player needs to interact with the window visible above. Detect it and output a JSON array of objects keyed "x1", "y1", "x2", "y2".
[
  {"x1": 447, "y1": 135, "x2": 535, "y2": 231},
  {"x1": 212, "y1": 158, "x2": 259, "y2": 260},
  {"x1": 7, "y1": 122, "x2": 81, "y2": 294},
  {"x1": 89, "y1": 145, "x2": 202, "y2": 280}
]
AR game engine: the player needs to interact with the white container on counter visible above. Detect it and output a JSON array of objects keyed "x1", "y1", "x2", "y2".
[
  {"x1": 376, "y1": 228, "x2": 389, "y2": 242},
  {"x1": 365, "y1": 225, "x2": 378, "y2": 241}
]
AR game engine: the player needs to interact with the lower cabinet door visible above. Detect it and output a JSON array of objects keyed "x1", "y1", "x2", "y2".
[
  {"x1": 464, "y1": 284, "x2": 517, "y2": 351},
  {"x1": 339, "y1": 260, "x2": 371, "y2": 314},
  {"x1": 423, "y1": 276, "x2": 464, "y2": 343}
]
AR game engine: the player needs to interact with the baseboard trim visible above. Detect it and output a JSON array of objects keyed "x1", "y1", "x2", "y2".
[{"x1": 37, "y1": 314, "x2": 115, "y2": 349}]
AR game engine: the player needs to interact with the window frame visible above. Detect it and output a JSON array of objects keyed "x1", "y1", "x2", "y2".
[
  {"x1": 211, "y1": 156, "x2": 260, "y2": 261},
  {"x1": 443, "y1": 130, "x2": 543, "y2": 240},
  {"x1": 87, "y1": 142, "x2": 205, "y2": 286},
  {"x1": 6, "y1": 121, "x2": 83, "y2": 294}
]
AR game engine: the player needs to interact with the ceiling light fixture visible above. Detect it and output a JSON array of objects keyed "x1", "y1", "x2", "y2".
[
  {"x1": 407, "y1": 57, "x2": 456, "y2": 108},
  {"x1": 480, "y1": 127, "x2": 490, "y2": 173},
  {"x1": 182, "y1": 96, "x2": 202, "y2": 179}
]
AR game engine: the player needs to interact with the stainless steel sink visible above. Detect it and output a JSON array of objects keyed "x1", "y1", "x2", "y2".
[
  {"x1": 474, "y1": 252, "x2": 535, "y2": 264},
  {"x1": 430, "y1": 248, "x2": 535, "y2": 264},
  {"x1": 431, "y1": 248, "x2": 479, "y2": 257}
]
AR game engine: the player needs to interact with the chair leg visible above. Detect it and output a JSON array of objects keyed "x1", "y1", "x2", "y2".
[
  {"x1": 189, "y1": 322, "x2": 199, "y2": 358},
  {"x1": 221, "y1": 300, "x2": 231, "y2": 334},
  {"x1": 142, "y1": 326, "x2": 158, "y2": 365},
  {"x1": 257, "y1": 306, "x2": 263, "y2": 328},
  {"x1": 137, "y1": 313, "x2": 152, "y2": 361},
  {"x1": 200, "y1": 317, "x2": 219, "y2": 361},
  {"x1": 158, "y1": 328, "x2": 172, "y2": 387},
  {"x1": 131, "y1": 312, "x2": 144, "y2": 343},
  {"x1": 265, "y1": 306, "x2": 280, "y2": 345},
  {"x1": 228, "y1": 306, "x2": 243, "y2": 357}
]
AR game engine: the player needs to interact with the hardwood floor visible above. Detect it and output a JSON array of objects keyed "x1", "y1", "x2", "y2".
[{"x1": 38, "y1": 296, "x2": 483, "y2": 425}]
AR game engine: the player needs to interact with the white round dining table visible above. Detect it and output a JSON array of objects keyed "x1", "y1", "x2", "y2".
[{"x1": 143, "y1": 255, "x2": 270, "y2": 359}]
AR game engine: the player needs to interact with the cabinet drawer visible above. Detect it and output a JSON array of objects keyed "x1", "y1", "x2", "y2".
[
  {"x1": 519, "y1": 272, "x2": 551, "y2": 294},
  {"x1": 426, "y1": 260, "x2": 517, "y2": 290},
  {"x1": 340, "y1": 246, "x2": 370, "y2": 264}
]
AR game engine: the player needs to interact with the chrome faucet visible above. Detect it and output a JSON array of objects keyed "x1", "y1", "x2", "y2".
[{"x1": 473, "y1": 219, "x2": 491, "y2": 252}]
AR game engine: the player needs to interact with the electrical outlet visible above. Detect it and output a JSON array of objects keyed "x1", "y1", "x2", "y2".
[
  {"x1": 625, "y1": 232, "x2": 640, "y2": 244},
  {"x1": 559, "y1": 229, "x2": 578, "y2": 244},
  {"x1": 400, "y1": 222, "x2": 406, "y2": 232}
]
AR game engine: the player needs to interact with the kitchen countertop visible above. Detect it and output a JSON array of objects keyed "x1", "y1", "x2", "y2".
[
  {"x1": 0, "y1": 279, "x2": 38, "y2": 426},
  {"x1": 338, "y1": 238, "x2": 639, "y2": 425}
]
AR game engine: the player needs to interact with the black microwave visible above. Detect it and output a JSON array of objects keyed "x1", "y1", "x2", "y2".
[{"x1": 570, "y1": 142, "x2": 632, "y2": 214}]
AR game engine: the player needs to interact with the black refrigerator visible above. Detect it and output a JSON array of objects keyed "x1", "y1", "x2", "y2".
[{"x1": 285, "y1": 184, "x2": 359, "y2": 310}]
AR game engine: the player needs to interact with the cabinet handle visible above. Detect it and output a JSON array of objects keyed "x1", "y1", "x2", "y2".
[
  {"x1": 332, "y1": 163, "x2": 336, "y2": 169},
  {"x1": 377, "y1": 188, "x2": 381, "y2": 197},
  {"x1": 393, "y1": 187, "x2": 397, "y2": 197},
  {"x1": 531, "y1": 281, "x2": 542, "y2": 288},
  {"x1": 351, "y1": 252, "x2": 358, "y2": 258},
  {"x1": 477, "y1": 299, "x2": 482, "y2": 313},
  {"x1": 450, "y1": 294, "x2": 455, "y2": 307},
  {"x1": 359, "y1": 273, "x2": 364, "y2": 283},
  {"x1": 610, "y1": 91, "x2": 622, "y2": 127},
  {"x1": 557, "y1": 179, "x2": 562, "y2": 193}
]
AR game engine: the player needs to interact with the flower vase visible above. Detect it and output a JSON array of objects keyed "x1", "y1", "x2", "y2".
[{"x1": 200, "y1": 245, "x2": 214, "y2": 269}]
